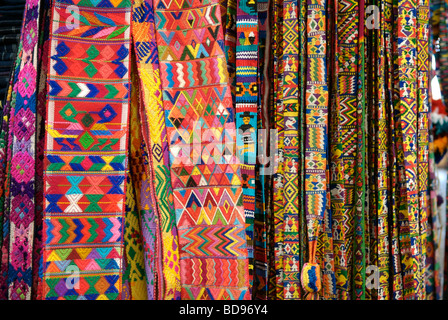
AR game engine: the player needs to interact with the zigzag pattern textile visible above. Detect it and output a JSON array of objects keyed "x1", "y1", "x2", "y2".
[
  {"x1": 154, "y1": 0, "x2": 251, "y2": 300},
  {"x1": 0, "y1": 0, "x2": 441, "y2": 300}
]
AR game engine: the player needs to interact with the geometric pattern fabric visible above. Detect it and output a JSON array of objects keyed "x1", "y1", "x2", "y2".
[{"x1": 42, "y1": 0, "x2": 132, "y2": 300}]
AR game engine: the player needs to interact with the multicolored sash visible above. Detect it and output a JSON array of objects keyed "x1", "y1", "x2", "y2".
[
  {"x1": 0, "y1": 0, "x2": 40, "y2": 300},
  {"x1": 42, "y1": 0, "x2": 132, "y2": 300}
]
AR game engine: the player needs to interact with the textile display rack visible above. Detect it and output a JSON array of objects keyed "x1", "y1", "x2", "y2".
[{"x1": 0, "y1": 0, "x2": 448, "y2": 300}]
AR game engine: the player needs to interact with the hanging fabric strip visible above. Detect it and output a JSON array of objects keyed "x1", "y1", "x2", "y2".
[
  {"x1": 396, "y1": 0, "x2": 422, "y2": 300},
  {"x1": 437, "y1": 0, "x2": 448, "y2": 105},
  {"x1": 334, "y1": 0, "x2": 359, "y2": 299},
  {"x1": 253, "y1": 0, "x2": 269, "y2": 300},
  {"x1": 388, "y1": 0, "x2": 404, "y2": 300},
  {"x1": 301, "y1": 0, "x2": 328, "y2": 300},
  {"x1": 353, "y1": 0, "x2": 367, "y2": 300},
  {"x1": 329, "y1": 0, "x2": 345, "y2": 301},
  {"x1": 394, "y1": 0, "x2": 407, "y2": 300},
  {"x1": 3, "y1": 0, "x2": 40, "y2": 300},
  {"x1": 281, "y1": 0, "x2": 301, "y2": 300},
  {"x1": 0, "y1": 46, "x2": 19, "y2": 301},
  {"x1": 131, "y1": 0, "x2": 182, "y2": 300},
  {"x1": 365, "y1": 1, "x2": 375, "y2": 300},
  {"x1": 131, "y1": 2, "x2": 161, "y2": 300},
  {"x1": 235, "y1": 0, "x2": 259, "y2": 289},
  {"x1": 224, "y1": 0, "x2": 237, "y2": 104},
  {"x1": 425, "y1": 115, "x2": 435, "y2": 299},
  {"x1": 43, "y1": 0, "x2": 132, "y2": 300},
  {"x1": 33, "y1": 0, "x2": 52, "y2": 301},
  {"x1": 298, "y1": 0, "x2": 307, "y2": 282},
  {"x1": 316, "y1": 0, "x2": 336, "y2": 300},
  {"x1": 154, "y1": 0, "x2": 251, "y2": 300},
  {"x1": 122, "y1": 56, "x2": 149, "y2": 300},
  {"x1": 417, "y1": 0, "x2": 430, "y2": 301},
  {"x1": 272, "y1": 0, "x2": 285, "y2": 300},
  {"x1": 376, "y1": 0, "x2": 391, "y2": 300}
]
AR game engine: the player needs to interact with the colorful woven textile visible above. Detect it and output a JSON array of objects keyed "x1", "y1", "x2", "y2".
[
  {"x1": 122, "y1": 56, "x2": 148, "y2": 300},
  {"x1": 131, "y1": 0, "x2": 181, "y2": 300},
  {"x1": 0, "y1": 0, "x2": 40, "y2": 300},
  {"x1": 397, "y1": 0, "x2": 423, "y2": 300},
  {"x1": 0, "y1": 0, "x2": 441, "y2": 301},
  {"x1": 271, "y1": 0, "x2": 285, "y2": 300},
  {"x1": 42, "y1": 0, "x2": 132, "y2": 300},
  {"x1": 417, "y1": 0, "x2": 430, "y2": 301},
  {"x1": 33, "y1": 0, "x2": 52, "y2": 300},
  {"x1": 281, "y1": 0, "x2": 300, "y2": 300},
  {"x1": 332, "y1": 0, "x2": 361, "y2": 299},
  {"x1": 235, "y1": 0, "x2": 259, "y2": 289},
  {"x1": 154, "y1": 0, "x2": 251, "y2": 300},
  {"x1": 302, "y1": 0, "x2": 329, "y2": 300}
]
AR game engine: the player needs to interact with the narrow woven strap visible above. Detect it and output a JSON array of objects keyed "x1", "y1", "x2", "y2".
[
  {"x1": 437, "y1": 0, "x2": 448, "y2": 105},
  {"x1": 332, "y1": 0, "x2": 360, "y2": 300},
  {"x1": 0, "y1": 59, "x2": 15, "y2": 300},
  {"x1": 416, "y1": 0, "x2": 430, "y2": 301},
  {"x1": 317, "y1": 0, "x2": 336, "y2": 300},
  {"x1": 235, "y1": 0, "x2": 259, "y2": 290},
  {"x1": 301, "y1": 0, "x2": 329, "y2": 300},
  {"x1": 0, "y1": 0, "x2": 40, "y2": 300},
  {"x1": 353, "y1": 0, "x2": 366, "y2": 300},
  {"x1": 42, "y1": 0, "x2": 132, "y2": 300},
  {"x1": 224, "y1": 0, "x2": 237, "y2": 103},
  {"x1": 33, "y1": 0, "x2": 53, "y2": 301},
  {"x1": 281, "y1": 0, "x2": 301, "y2": 300},
  {"x1": 253, "y1": 0, "x2": 270, "y2": 299},
  {"x1": 396, "y1": 0, "x2": 422, "y2": 300},
  {"x1": 121, "y1": 56, "x2": 149, "y2": 300},
  {"x1": 375, "y1": 0, "x2": 392, "y2": 300},
  {"x1": 389, "y1": 0, "x2": 404, "y2": 300},
  {"x1": 271, "y1": 0, "x2": 286, "y2": 300}
]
